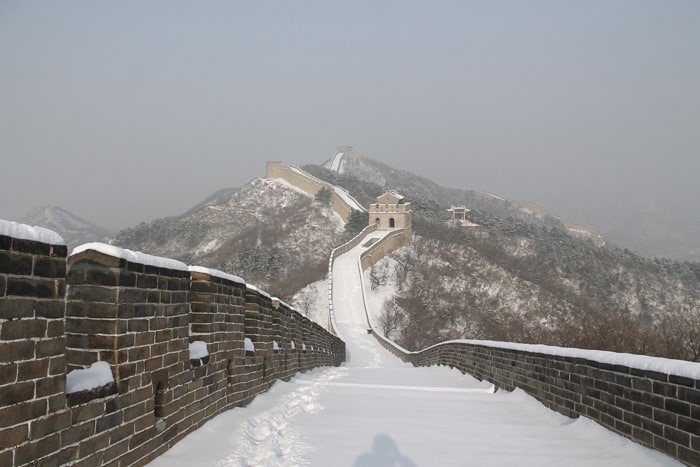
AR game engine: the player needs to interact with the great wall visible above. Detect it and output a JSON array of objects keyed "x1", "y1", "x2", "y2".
[
  {"x1": 0, "y1": 225, "x2": 343, "y2": 466},
  {"x1": 1, "y1": 162, "x2": 699, "y2": 465}
]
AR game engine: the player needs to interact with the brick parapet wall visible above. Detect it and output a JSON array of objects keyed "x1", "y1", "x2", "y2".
[
  {"x1": 359, "y1": 228, "x2": 412, "y2": 271},
  {"x1": 1, "y1": 234, "x2": 345, "y2": 467},
  {"x1": 370, "y1": 332, "x2": 700, "y2": 465},
  {"x1": 354, "y1": 224, "x2": 699, "y2": 464},
  {"x1": 0, "y1": 234, "x2": 69, "y2": 467}
]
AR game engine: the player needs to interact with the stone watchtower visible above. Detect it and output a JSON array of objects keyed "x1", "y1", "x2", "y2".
[{"x1": 369, "y1": 191, "x2": 412, "y2": 230}]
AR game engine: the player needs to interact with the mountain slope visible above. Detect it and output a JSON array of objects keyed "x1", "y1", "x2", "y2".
[
  {"x1": 308, "y1": 149, "x2": 603, "y2": 244},
  {"x1": 20, "y1": 205, "x2": 112, "y2": 251},
  {"x1": 114, "y1": 178, "x2": 347, "y2": 298},
  {"x1": 364, "y1": 214, "x2": 700, "y2": 361},
  {"x1": 323, "y1": 149, "x2": 700, "y2": 261},
  {"x1": 303, "y1": 149, "x2": 700, "y2": 360}
]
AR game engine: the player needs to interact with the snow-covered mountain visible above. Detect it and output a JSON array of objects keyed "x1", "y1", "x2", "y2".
[
  {"x1": 20, "y1": 205, "x2": 112, "y2": 251},
  {"x1": 364, "y1": 216, "x2": 700, "y2": 360},
  {"x1": 41, "y1": 150, "x2": 694, "y2": 361},
  {"x1": 322, "y1": 149, "x2": 700, "y2": 261},
  {"x1": 114, "y1": 178, "x2": 347, "y2": 299},
  {"x1": 310, "y1": 149, "x2": 604, "y2": 245},
  {"x1": 304, "y1": 149, "x2": 700, "y2": 360}
]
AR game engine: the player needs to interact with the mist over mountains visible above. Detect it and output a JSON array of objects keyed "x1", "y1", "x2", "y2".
[
  {"x1": 112, "y1": 177, "x2": 347, "y2": 299},
  {"x1": 11, "y1": 151, "x2": 699, "y2": 359},
  {"x1": 312, "y1": 151, "x2": 699, "y2": 360},
  {"x1": 17, "y1": 150, "x2": 697, "y2": 263},
  {"x1": 20, "y1": 205, "x2": 113, "y2": 252},
  {"x1": 318, "y1": 150, "x2": 700, "y2": 262}
]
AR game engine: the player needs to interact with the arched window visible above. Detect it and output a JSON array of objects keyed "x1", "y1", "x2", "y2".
[{"x1": 389, "y1": 218, "x2": 395, "y2": 228}]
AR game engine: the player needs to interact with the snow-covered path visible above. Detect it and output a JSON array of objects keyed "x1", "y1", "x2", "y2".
[
  {"x1": 331, "y1": 230, "x2": 407, "y2": 369},
  {"x1": 150, "y1": 231, "x2": 679, "y2": 466}
]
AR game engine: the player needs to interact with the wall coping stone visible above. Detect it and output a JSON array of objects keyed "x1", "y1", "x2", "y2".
[
  {"x1": 189, "y1": 266, "x2": 245, "y2": 285},
  {"x1": 71, "y1": 242, "x2": 188, "y2": 272},
  {"x1": 0, "y1": 219, "x2": 65, "y2": 246},
  {"x1": 403, "y1": 339, "x2": 700, "y2": 381}
]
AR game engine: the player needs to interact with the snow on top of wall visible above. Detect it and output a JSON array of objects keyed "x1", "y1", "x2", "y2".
[
  {"x1": 71, "y1": 242, "x2": 188, "y2": 271},
  {"x1": 333, "y1": 186, "x2": 367, "y2": 212},
  {"x1": 246, "y1": 283, "x2": 271, "y2": 299},
  {"x1": 288, "y1": 165, "x2": 366, "y2": 212},
  {"x1": 189, "y1": 341, "x2": 209, "y2": 360},
  {"x1": 65, "y1": 361, "x2": 114, "y2": 394},
  {"x1": 272, "y1": 296, "x2": 296, "y2": 312},
  {"x1": 270, "y1": 177, "x2": 313, "y2": 197},
  {"x1": 483, "y1": 192, "x2": 505, "y2": 201},
  {"x1": 0, "y1": 219, "x2": 65, "y2": 245},
  {"x1": 244, "y1": 337, "x2": 255, "y2": 353},
  {"x1": 189, "y1": 266, "x2": 245, "y2": 285},
  {"x1": 290, "y1": 165, "x2": 316, "y2": 179},
  {"x1": 433, "y1": 339, "x2": 700, "y2": 381}
]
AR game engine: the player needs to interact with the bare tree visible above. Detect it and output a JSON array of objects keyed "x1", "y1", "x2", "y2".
[
  {"x1": 293, "y1": 286, "x2": 317, "y2": 316},
  {"x1": 369, "y1": 263, "x2": 389, "y2": 291},
  {"x1": 378, "y1": 299, "x2": 405, "y2": 340},
  {"x1": 659, "y1": 305, "x2": 700, "y2": 362}
]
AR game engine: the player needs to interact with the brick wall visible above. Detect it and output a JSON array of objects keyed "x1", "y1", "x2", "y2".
[
  {"x1": 359, "y1": 229, "x2": 411, "y2": 270},
  {"x1": 371, "y1": 333, "x2": 700, "y2": 465},
  {"x1": 0, "y1": 233, "x2": 69, "y2": 466},
  {"x1": 1, "y1": 233, "x2": 345, "y2": 467}
]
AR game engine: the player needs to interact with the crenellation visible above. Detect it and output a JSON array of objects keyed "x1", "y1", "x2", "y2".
[
  {"x1": 373, "y1": 338, "x2": 700, "y2": 464},
  {"x1": 1, "y1": 228, "x2": 344, "y2": 466}
]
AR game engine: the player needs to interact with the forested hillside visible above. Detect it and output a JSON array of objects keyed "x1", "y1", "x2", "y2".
[
  {"x1": 114, "y1": 178, "x2": 349, "y2": 299},
  {"x1": 371, "y1": 216, "x2": 700, "y2": 361}
]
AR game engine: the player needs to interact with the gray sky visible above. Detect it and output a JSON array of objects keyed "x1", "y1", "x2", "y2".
[{"x1": 1, "y1": 1, "x2": 698, "y2": 234}]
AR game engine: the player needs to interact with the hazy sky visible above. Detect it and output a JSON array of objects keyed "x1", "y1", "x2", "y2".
[{"x1": 1, "y1": 1, "x2": 698, "y2": 232}]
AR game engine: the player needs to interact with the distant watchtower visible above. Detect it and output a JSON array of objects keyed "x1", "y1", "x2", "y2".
[
  {"x1": 447, "y1": 206, "x2": 470, "y2": 226},
  {"x1": 369, "y1": 191, "x2": 412, "y2": 230}
]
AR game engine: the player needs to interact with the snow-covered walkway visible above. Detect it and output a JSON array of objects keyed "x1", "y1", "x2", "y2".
[{"x1": 150, "y1": 231, "x2": 679, "y2": 466}]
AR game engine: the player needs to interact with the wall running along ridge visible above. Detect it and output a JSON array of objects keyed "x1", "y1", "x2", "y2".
[
  {"x1": 0, "y1": 230, "x2": 345, "y2": 467},
  {"x1": 265, "y1": 161, "x2": 365, "y2": 223},
  {"x1": 347, "y1": 228, "x2": 700, "y2": 465}
]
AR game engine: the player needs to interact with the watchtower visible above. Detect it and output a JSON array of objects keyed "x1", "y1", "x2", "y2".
[{"x1": 369, "y1": 191, "x2": 412, "y2": 230}]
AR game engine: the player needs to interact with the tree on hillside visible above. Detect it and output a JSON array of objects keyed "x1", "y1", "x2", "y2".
[
  {"x1": 659, "y1": 306, "x2": 700, "y2": 362},
  {"x1": 345, "y1": 209, "x2": 367, "y2": 235},
  {"x1": 378, "y1": 299, "x2": 406, "y2": 340},
  {"x1": 315, "y1": 187, "x2": 332, "y2": 206}
]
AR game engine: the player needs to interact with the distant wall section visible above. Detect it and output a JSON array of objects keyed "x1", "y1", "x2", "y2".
[{"x1": 266, "y1": 161, "x2": 364, "y2": 223}]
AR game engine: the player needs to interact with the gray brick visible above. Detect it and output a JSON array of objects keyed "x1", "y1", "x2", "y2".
[
  {"x1": 0, "y1": 318, "x2": 47, "y2": 340},
  {"x1": 678, "y1": 446, "x2": 700, "y2": 466},
  {"x1": 677, "y1": 415, "x2": 700, "y2": 437},
  {"x1": 118, "y1": 288, "x2": 148, "y2": 304},
  {"x1": 12, "y1": 238, "x2": 51, "y2": 255},
  {"x1": 6, "y1": 276, "x2": 56, "y2": 298},
  {"x1": 665, "y1": 425, "x2": 690, "y2": 446},
  {"x1": 665, "y1": 398, "x2": 690, "y2": 417},
  {"x1": 0, "y1": 251, "x2": 32, "y2": 275},
  {"x1": 33, "y1": 257, "x2": 66, "y2": 278}
]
